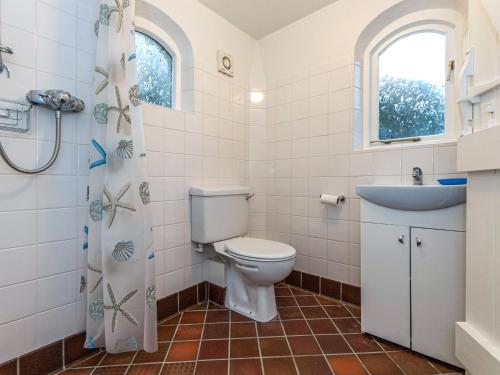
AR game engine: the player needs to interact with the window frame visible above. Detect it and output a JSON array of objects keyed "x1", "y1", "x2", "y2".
[
  {"x1": 134, "y1": 27, "x2": 177, "y2": 109},
  {"x1": 365, "y1": 23, "x2": 457, "y2": 147}
]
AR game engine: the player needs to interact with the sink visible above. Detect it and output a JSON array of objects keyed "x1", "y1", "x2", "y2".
[{"x1": 356, "y1": 185, "x2": 466, "y2": 211}]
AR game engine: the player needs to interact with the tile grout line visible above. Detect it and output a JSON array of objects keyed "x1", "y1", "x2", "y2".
[
  {"x1": 324, "y1": 305, "x2": 373, "y2": 375},
  {"x1": 342, "y1": 303, "x2": 412, "y2": 375},
  {"x1": 253, "y1": 316, "x2": 265, "y2": 375},
  {"x1": 291, "y1": 288, "x2": 339, "y2": 375},
  {"x1": 158, "y1": 308, "x2": 184, "y2": 375},
  {"x1": 192, "y1": 307, "x2": 208, "y2": 374},
  {"x1": 275, "y1": 285, "x2": 303, "y2": 375},
  {"x1": 122, "y1": 350, "x2": 139, "y2": 374},
  {"x1": 227, "y1": 309, "x2": 231, "y2": 375}
]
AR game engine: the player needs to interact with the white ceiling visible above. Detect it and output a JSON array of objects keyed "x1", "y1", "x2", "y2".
[{"x1": 198, "y1": 0, "x2": 339, "y2": 39}]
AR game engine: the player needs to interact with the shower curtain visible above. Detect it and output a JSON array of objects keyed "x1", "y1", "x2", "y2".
[{"x1": 85, "y1": 0, "x2": 157, "y2": 353}]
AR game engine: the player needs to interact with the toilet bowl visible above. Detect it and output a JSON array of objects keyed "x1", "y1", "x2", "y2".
[
  {"x1": 189, "y1": 185, "x2": 296, "y2": 322},
  {"x1": 213, "y1": 237, "x2": 296, "y2": 322}
]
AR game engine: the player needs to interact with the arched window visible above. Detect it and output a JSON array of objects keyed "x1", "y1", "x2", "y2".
[
  {"x1": 134, "y1": 31, "x2": 174, "y2": 108},
  {"x1": 364, "y1": 22, "x2": 458, "y2": 146},
  {"x1": 377, "y1": 31, "x2": 446, "y2": 140}
]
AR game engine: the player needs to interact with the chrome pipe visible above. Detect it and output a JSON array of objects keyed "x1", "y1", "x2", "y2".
[
  {"x1": 0, "y1": 110, "x2": 62, "y2": 174},
  {"x1": 0, "y1": 90, "x2": 84, "y2": 174}
]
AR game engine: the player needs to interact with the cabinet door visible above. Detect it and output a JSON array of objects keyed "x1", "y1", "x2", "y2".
[
  {"x1": 411, "y1": 228, "x2": 465, "y2": 366},
  {"x1": 361, "y1": 223, "x2": 411, "y2": 347}
]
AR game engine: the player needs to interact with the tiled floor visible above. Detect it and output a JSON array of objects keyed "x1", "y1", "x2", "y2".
[{"x1": 61, "y1": 284, "x2": 464, "y2": 375}]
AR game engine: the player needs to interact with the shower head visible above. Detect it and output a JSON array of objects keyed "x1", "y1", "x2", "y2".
[{"x1": 26, "y1": 90, "x2": 85, "y2": 113}]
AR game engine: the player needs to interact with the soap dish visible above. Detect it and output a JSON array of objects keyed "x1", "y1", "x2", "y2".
[{"x1": 437, "y1": 178, "x2": 467, "y2": 185}]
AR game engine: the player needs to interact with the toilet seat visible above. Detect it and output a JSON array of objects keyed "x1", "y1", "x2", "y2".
[{"x1": 224, "y1": 237, "x2": 295, "y2": 262}]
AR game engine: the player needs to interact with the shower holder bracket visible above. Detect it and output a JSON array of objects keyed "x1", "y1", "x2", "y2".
[{"x1": 0, "y1": 97, "x2": 32, "y2": 133}]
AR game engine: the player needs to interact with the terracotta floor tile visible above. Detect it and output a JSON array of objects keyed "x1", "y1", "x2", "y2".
[
  {"x1": 133, "y1": 343, "x2": 169, "y2": 364},
  {"x1": 160, "y1": 362, "x2": 195, "y2": 375},
  {"x1": 301, "y1": 306, "x2": 328, "y2": 319},
  {"x1": 333, "y1": 318, "x2": 362, "y2": 333},
  {"x1": 62, "y1": 283, "x2": 462, "y2": 375},
  {"x1": 344, "y1": 334, "x2": 383, "y2": 353},
  {"x1": 162, "y1": 315, "x2": 181, "y2": 326},
  {"x1": 70, "y1": 352, "x2": 105, "y2": 368},
  {"x1": 275, "y1": 287, "x2": 292, "y2": 296},
  {"x1": 291, "y1": 288, "x2": 311, "y2": 295},
  {"x1": 308, "y1": 319, "x2": 339, "y2": 334},
  {"x1": 316, "y1": 334, "x2": 352, "y2": 354},
  {"x1": 93, "y1": 367, "x2": 128, "y2": 375},
  {"x1": 295, "y1": 295, "x2": 319, "y2": 306},
  {"x1": 205, "y1": 310, "x2": 230, "y2": 323},
  {"x1": 174, "y1": 325, "x2": 204, "y2": 341},
  {"x1": 316, "y1": 296, "x2": 341, "y2": 305},
  {"x1": 231, "y1": 311, "x2": 253, "y2": 322},
  {"x1": 189, "y1": 303, "x2": 208, "y2": 311},
  {"x1": 287, "y1": 336, "x2": 321, "y2": 355},
  {"x1": 231, "y1": 322, "x2": 257, "y2": 338},
  {"x1": 158, "y1": 325, "x2": 176, "y2": 342},
  {"x1": 282, "y1": 319, "x2": 311, "y2": 335},
  {"x1": 430, "y1": 359, "x2": 465, "y2": 374},
  {"x1": 346, "y1": 305, "x2": 361, "y2": 317},
  {"x1": 194, "y1": 360, "x2": 228, "y2": 375},
  {"x1": 207, "y1": 302, "x2": 225, "y2": 310},
  {"x1": 327, "y1": 354, "x2": 368, "y2": 375},
  {"x1": 256, "y1": 321, "x2": 284, "y2": 337},
  {"x1": 167, "y1": 341, "x2": 200, "y2": 362},
  {"x1": 262, "y1": 357, "x2": 298, "y2": 375},
  {"x1": 324, "y1": 305, "x2": 352, "y2": 318},
  {"x1": 202, "y1": 323, "x2": 229, "y2": 339},
  {"x1": 278, "y1": 306, "x2": 303, "y2": 320},
  {"x1": 230, "y1": 338, "x2": 260, "y2": 358},
  {"x1": 99, "y1": 352, "x2": 135, "y2": 366},
  {"x1": 180, "y1": 311, "x2": 206, "y2": 325},
  {"x1": 198, "y1": 339, "x2": 228, "y2": 360},
  {"x1": 376, "y1": 338, "x2": 409, "y2": 352},
  {"x1": 229, "y1": 358, "x2": 263, "y2": 375},
  {"x1": 259, "y1": 337, "x2": 291, "y2": 357},
  {"x1": 359, "y1": 353, "x2": 404, "y2": 375},
  {"x1": 294, "y1": 356, "x2": 333, "y2": 375},
  {"x1": 275, "y1": 297, "x2": 298, "y2": 307},
  {"x1": 127, "y1": 364, "x2": 163, "y2": 375},
  {"x1": 388, "y1": 351, "x2": 439, "y2": 375}
]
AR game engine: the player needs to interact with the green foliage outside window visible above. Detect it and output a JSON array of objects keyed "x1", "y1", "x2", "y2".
[
  {"x1": 378, "y1": 76, "x2": 445, "y2": 140},
  {"x1": 135, "y1": 31, "x2": 173, "y2": 108}
]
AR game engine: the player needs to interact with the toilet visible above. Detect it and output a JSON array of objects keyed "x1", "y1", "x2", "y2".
[{"x1": 190, "y1": 185, "x2": 296, "y2": 322}]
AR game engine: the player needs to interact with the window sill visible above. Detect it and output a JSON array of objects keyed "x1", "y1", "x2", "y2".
[{"x1": 364, "y1": 137, "x2": 457, "y2": 151}]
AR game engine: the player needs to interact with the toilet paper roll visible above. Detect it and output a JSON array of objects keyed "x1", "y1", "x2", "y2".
[{"x1": 320, "y1": 194, "x2": 345, "y2": 206}]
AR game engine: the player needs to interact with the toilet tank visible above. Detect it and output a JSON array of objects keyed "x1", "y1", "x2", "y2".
[{"x1": 190, "y1": 185, "x2": 251, "y2": 244}]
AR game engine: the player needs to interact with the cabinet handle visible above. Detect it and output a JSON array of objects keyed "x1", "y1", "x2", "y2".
[
  {"x1": 398, "y1": 235, "x2": 405, "y2": 244},
  {"x1": 416, "y1": 237, "x2": 422, "y2": 247}
]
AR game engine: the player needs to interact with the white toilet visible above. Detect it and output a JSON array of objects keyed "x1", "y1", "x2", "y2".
[{"x1": 190, "y1": 185, "x2": 296, "y2": 322}]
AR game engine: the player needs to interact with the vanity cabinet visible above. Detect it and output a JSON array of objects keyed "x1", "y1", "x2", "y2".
[{"x1": 360, "y1": 199, "x2": 466, "y2": 367}]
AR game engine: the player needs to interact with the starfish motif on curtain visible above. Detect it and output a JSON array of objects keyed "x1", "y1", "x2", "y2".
[
  {"x1": 102, "y1": 182, "x2": 136, "y2": 228},
  {"x1": 104, "y1": 283, "x2": 138, "y2": 333},
  {"x1": 87, "y1": 264, "x2": 103, "y2": 293},
  {"x1": 108, "y1": 86, "x2": 130, "y2": 133},
  {"x1": 109, "y1": 0, "x2": 130, "y2": 33},
  {"x1": 95, "y1": 66, "x2": 109, "y2": 95}
]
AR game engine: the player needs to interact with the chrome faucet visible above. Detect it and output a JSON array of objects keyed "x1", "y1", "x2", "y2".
[{"x1": 412, "y1": 167, "x2": 423, "y2": 185}]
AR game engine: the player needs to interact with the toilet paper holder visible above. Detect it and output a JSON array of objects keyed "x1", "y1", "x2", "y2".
[{"x1": 319, "y1": 194, "x2": 345, "y2": 206}]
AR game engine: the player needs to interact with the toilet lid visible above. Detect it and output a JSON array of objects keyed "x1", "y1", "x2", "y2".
[{"x1": 224, "y1": 237, "x2": 296, "y2": 261}]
